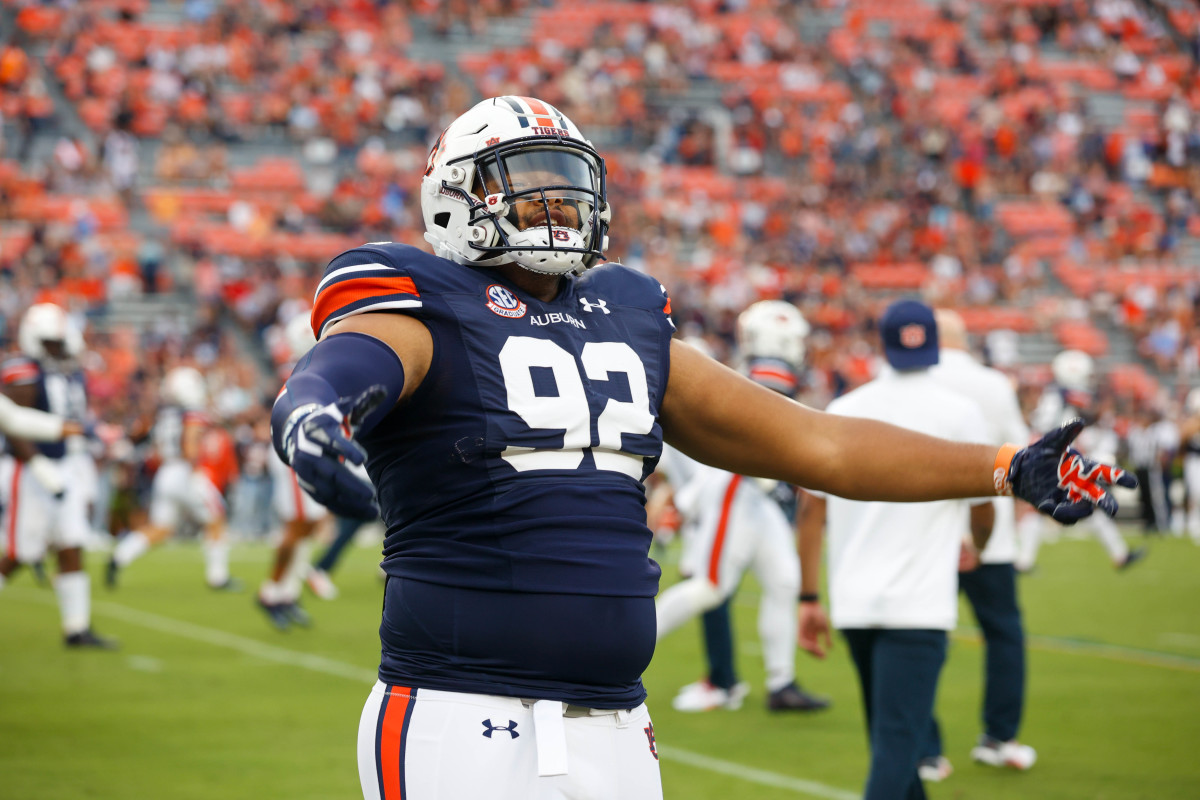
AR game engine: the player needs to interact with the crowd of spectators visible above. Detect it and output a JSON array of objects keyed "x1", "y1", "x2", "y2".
[{"x1": 1, "y1": 0, "x2": 1198, "y2": 536}]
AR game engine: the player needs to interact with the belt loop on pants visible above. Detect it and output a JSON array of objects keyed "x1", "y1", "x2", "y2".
[{"x1": 531, "y1": 699, "x2": 569, "y2": 777}]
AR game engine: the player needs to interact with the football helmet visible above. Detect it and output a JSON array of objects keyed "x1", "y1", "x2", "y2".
[
  {"x1": 163, "y1": 366, "x2": 207, "y2": 411},
  {"x1": 19, "y1": 303, "x2": 82, "y2": 365},
  {"x1": 1051, "y1": 349, "x2": 1094, "y2": 392},
  {"x1": 284, "y1": 312, "x2": 317, "y2": 362},
  {"x1": 736, "y1": 301, "x2": 811, "y2": 367},
  {"x1": 421, "y1": 96, "x2": 611, "y2": 276}
]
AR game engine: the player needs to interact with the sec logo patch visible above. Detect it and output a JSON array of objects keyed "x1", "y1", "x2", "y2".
[{"x1": 485, "y1": 284, "x2": 527, "y2": 319}]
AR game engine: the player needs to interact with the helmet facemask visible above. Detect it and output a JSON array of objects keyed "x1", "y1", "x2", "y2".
[{"x1": 430, "y1": 136, "x2": 610, "y2": 276}]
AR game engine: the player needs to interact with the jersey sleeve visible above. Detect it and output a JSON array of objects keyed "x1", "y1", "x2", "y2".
[
  {"x1": 311, "y1": 245, "x2": 424, "y2": 338},
  {"x1": 0, "y1": 356, "x2": 39, "y2": 386}
]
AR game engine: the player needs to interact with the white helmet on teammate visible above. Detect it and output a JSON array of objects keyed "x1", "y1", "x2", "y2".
[
  {"x1": 284, "y1": 312, "x2": 317, "y2": 362},
  {"x1": 736, "y1": 301, "x2": 811, "y2": 367},
  {"x1": 1186, "y1": 387, "x2": 1200, "y2": 416},
  {"x1": 19, "y1": 303, "x2": 82, "y2": 364},
  {"x1": 1051, "y1": 349, "x2": 1094, "y2": 392},
  {"x1": 421, "y1": 96, "x2": 611, "y2": 276},
  {"x1": 163, "y1": 366, "x2": 207, "y2": 411}
]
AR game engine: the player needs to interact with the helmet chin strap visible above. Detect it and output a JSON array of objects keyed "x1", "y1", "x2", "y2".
[{"x1": 507, "y1": 225, "x2": 588, "y2": 275}]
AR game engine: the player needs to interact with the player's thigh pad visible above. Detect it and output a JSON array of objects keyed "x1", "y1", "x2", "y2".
[
  {"x1": 148, "y1": 460, "x2": 192, "y2": 529},
  {"x1": 54, "y1": 458, "x2": 96, "y2": 550},
  {"x1": 358, "y1": 682, "x2": 662, "y2": 800},
  {"x1": 0, "y1": 458, "x2": 56, "y2": 563},
  {"x1": 680, "y1": 478, "x2": 762, "y2": 593}
]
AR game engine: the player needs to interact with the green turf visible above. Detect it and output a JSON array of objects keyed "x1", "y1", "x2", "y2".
[{"x1": 2, "y1": 533, "x2": 1198, "y2": 799}]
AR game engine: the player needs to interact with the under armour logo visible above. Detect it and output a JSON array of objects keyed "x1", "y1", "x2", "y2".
[
  {"x1": 481, "y1": 719, "x2": 519, "y2": 739},
  {"x1": 579, "y1": 297, "x2": 610, "y2": 314}
]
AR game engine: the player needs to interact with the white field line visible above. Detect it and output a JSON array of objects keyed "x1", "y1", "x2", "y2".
[
  {"x1": 9, "y1": 590, "x2": 862, "y2": 799},
  {"x1": 657, "y1": 746, "x2": 859, "y2": 800}
]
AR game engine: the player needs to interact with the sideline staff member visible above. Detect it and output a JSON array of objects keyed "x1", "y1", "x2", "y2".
[{"x1": 798, "y1": 301, "x2": 996, "y2": 800}]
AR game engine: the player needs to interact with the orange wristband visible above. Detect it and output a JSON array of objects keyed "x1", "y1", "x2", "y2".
[{"x1": 993, "y1": 443, "x2": 1020, "y2": 495}]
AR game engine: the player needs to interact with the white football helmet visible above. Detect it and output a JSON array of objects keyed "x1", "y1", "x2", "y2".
[
  {"x1": 163, "y1": 366, "x2": 207, "y2": 411},
  {"x1": 421, "y1": 96, "x2": 611, "y2": 276},
  {"x1": 1051, "y1": 349, "x2": 1094, "y2": 392},
  {"x1": 1186, "y1": 387, "x2": 1200, "y2": 416},
  {"x1": 19, "y1": 303, "x2": 82, "y2": 365},
  {"x1": 284, "y1": 313, "x2": 317, "y2": 362},
  {"x1": 736, "y1": 301, "x2": 811, "y2": 367}
]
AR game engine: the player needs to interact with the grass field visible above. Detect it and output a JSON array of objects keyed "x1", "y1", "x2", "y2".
[{"x1": 3, "y1": 531, "x2": 1199, "y2": 799}]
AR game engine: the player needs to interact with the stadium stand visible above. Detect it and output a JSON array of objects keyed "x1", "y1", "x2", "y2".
[{"x1": 0, "y1": 0, "x2": 1196, "y2": 533}]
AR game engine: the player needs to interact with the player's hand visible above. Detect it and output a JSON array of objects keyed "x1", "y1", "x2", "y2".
[
  {"x1": 283, "y1": 386, "x2": 386, "y2": 519},
  {"x1": 958, "y1": 539, "x2": 981, "y2": 573},
  {"x1": 798, "y1": 602, "x2": 832, "y2": 659},
  {"x1": 1006, "y1": 419, "x2": 1138, "y2": 525}
]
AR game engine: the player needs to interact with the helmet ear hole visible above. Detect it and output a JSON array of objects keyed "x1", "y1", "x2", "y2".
[{"x1": 433, "y1": 212, "x2": 451, "y2": 229}]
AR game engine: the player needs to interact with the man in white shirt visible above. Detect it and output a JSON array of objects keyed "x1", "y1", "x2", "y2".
[
  {"x1": 798, "y1": 301, "x2": 995, "y2": 800},
  {"x1": 919, "y1": 310, "x2": 1036, "y2": 778}
]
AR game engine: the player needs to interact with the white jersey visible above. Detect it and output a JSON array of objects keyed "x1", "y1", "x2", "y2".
[
  {"x1": 930, "y1": 349, "x2": 1029, "y2": 564},
  {"x1": 819, "y1": 369, "x2": 989, "y2": 630}
]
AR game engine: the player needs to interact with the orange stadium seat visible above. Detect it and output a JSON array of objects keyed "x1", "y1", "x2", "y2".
[
  {"x1": 1053, "y1": 320, "x2": 1108, "y2": 356},
  {"x1": 850, "y1": 262, "x2": 929, "y2": 290},
  {"x1": 953, "y1": 307, "x2": 1036, "y2": 333}
]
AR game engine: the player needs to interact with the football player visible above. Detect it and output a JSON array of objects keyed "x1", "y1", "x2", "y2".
[
  {"x1": 656, "y1": 302, "x2": 829, "y2": 713},
  {"x1": 1017, "y1": 350, "x2": 1144, "y2": 572},
  {"x1": 107, "y1": 366, "x2": 238, "y2": 590},
  {"x1": 0, "y1": 304, "x2": 115, "y2": 648},
  {"x1": 269, "y1": 97, "x2": 1134, "y2": 800},
  {"x1": 257, "y1": 313, "x2": 339, "y2": 629}
]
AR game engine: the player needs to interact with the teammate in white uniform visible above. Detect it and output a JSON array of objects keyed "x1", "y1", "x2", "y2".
[
  {"x1": 798, "y1": 300, "x2": 996, "y2": 800},
  {"x1": 107, "y1": 366, "x2": 237, "y2": 589},
  {"x1": 257, "y1": 314, "x2": 336, "y2": 629},
  {"x1": 920, "y1": 310, "x2": 1036, "y2": 778},
  {"x1": 1017, "y1": 350, "x2": 1144, "y2": 572},
  {"x1": 1181, "y1": 388, "x2": 1200, "y2": 543},
  {"x1": 0, "y1": 304, "x2": 115, "y2": 648},
  {"x1": 656, "y1": 302, "x2": 829, "y2": 713}
]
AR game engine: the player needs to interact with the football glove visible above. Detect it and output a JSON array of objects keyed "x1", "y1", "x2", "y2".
[
  {"x1": 282, "y1": 386, "x2": 386, "y2": 519},
  {"x1": 1004, "y1": 419, "x2": 1138, "y2": 525}
]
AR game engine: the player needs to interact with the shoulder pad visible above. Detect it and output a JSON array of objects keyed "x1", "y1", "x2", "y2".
[
  {"x1": 0, "y1": 356, "x2": 40, "y2": 386},
  {"x1": 578, "y1": 263, "x2": 673, "y2": 317},
  {"x1": 311, "y1": 242, "x2": 437, "y2": 338}
]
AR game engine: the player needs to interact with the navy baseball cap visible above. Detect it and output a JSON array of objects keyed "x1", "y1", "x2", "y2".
[{"x1": 880, "y1": 299, "x2": 939, "y2": 370}]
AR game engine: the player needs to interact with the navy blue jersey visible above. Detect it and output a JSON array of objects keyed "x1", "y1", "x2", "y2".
[
  {"x1": 0, "y1": 356, "x2": 86, "y2": 459},
  {"x1": 312, "y1": 242, "x2": 674, "y2": 707}
]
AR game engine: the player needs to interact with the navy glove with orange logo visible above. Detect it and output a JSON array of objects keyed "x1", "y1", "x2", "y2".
[{"x1": 995, "y1": 419, "x2": 1138, "y2": 525}]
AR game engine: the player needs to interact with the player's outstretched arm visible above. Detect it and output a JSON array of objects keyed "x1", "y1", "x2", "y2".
[
  {"x1": 0, "y1": 393, "x2": 76, "y2": 442},
  {"x1": 270, "y1": 313, "x2": 432, "y2": 518},
  {"x1": 660, "y1": 340, "x2": 1135, "y2": 522},
  {"x1": 661, "y1": 340, "x2": 999, "y2": 500}
]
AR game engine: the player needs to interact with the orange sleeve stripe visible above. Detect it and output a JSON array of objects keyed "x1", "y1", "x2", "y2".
[
  {"x1": 312, "y1": 275, "x2": 419, "y2": 333},
  {"x1": 662, "y1": 297, "x2": 672, "y2": 315},
  {"x1": 1, "y1": 363, "x2": 38, "y2": 384}
]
